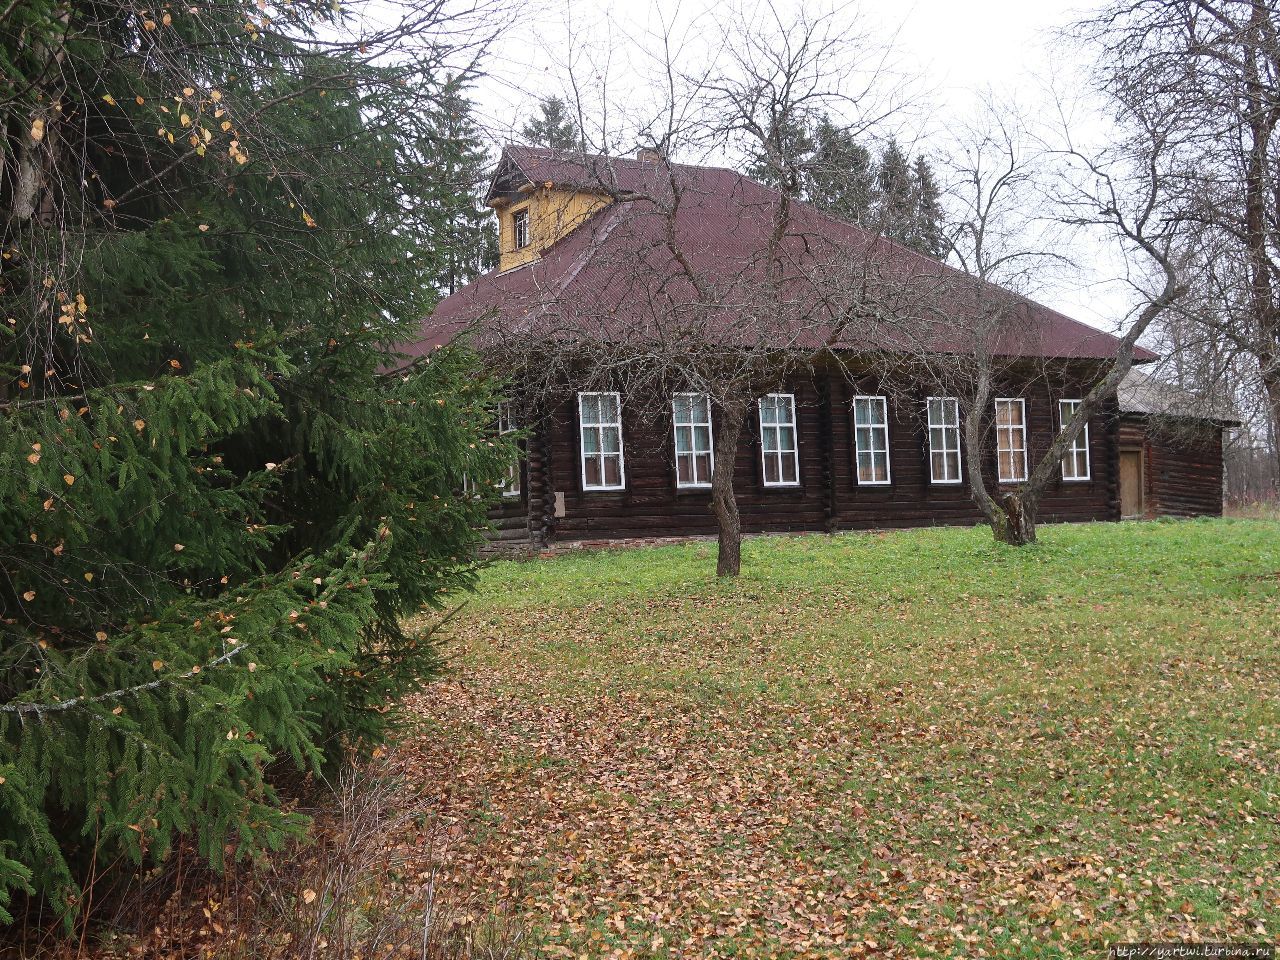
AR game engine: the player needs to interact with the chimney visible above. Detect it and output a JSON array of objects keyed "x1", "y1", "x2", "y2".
[{"x1": 635, "y1": 147, "x2": 664, "y2": 164}]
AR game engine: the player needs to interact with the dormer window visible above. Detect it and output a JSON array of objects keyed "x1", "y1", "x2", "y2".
[{"x1": 512, "y1": 209, "x2": 530, "y2": 250}]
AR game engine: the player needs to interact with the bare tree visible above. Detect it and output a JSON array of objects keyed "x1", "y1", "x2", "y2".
[
  {"x1": 1079, "y1": 0, "x2": 1280, "y2": 494},
  {"x1": 480, "y1": 3, "x2": 910, "y2": 577}
]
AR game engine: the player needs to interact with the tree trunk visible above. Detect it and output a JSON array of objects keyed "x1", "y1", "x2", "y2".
[
  {"x1": 994, "y1": 490, "x2": 1036, "y2": 545},
  {"x1": 710, "y1": 402, "x2": 747, "y2": 578},
  {"x1": 1265, "y1": 368, "x2": 1280, "y2": 494}
]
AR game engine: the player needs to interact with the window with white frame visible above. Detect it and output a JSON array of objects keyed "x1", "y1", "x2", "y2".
[
  {"x1": 673, "y1": 393, "x2": 714, "y2": 488},
  {"x1": 852, "y1": 395, "x2": 891, "y2": 484},
  {"x1": 512, "y1": 208, "x2": 530, "y2": 250},
  {"x1": 758, "y1": 393, "x2": 799, "y2": 486},
  {"x1": 498, "y1": 402, "x2": 521, "y2": 497},
  {"x1": 995, "y1": 398, "x2": 1028, "y2": 483},
  {"x1": 1059, "y1": 399, "x2": 1090, "y2": 481},
  {"x1": 926, "y1": 397, "x2": 962, "y2": 484},
  {"x1": 578, "y1": 392, "x2": 625, "y2": 490}
]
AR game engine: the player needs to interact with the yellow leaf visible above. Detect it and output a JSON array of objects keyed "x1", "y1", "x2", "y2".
[
  {"x1": 301, "y1": 889, "x2": 316, "y2": 904},
  {"x1": 112, "y1": 705, "x2": 123, "y2": 715},
  {"x1": 302, "y1": 211, "x2": 316, "y2": 228},
  {"x1": 183, "y1": 87, "x2": 195, "y2": 97},
  {"x1": 143, "y1": 18, "x2": 156, "y2": 29},
  {"x1": 102, "y1": 93, "x2": 117, "y2": 106},
  {"x1": 62, "y1": 474, "x2": 75, "y2": 486},
  {"x1": 247, "y1": 662, "x2": 257, "y2": 672},
  {"x1": 26, "y1": 453, "x2": 39, "y2": 464},
  {"x1": 152, "y1": 660, "x2": 164, "y2": 671},
  {"x1": 84, "y1": 572, "x2": 94, "y2": 582},
  {"x1": 95, "y1": 631, "x2": 108, "y2": 641},
  {"x1": 22, "y1": 591, "x2": 35, "y2": 602},
  {"x1": 198, "y1": 224, "x2": 209, "y2": 232},
  {"x1": 30, "y1": 118, "x2": 45, "y2": 142},
  {"x1": 134, "y1": 418, "x2": 146, "y2": 431},
  {"x1": 174, "y1": 543, "x2": 185, "y2": 551},
  {"x1": 210, "y1": 90, "x2": 222, "y2": 101}
]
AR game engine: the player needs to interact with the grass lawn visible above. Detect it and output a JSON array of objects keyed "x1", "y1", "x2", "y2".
[{"x1": 400, "y1": 519, "x2": 1280, "y2": 958}]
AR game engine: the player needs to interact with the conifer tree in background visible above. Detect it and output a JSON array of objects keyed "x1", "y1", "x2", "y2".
[
  {"x1": 0, "y1": 0, "x2": 508, "y2": 931},
  {"x1": 911, "y1": 154, "x2": 947, "y2": 259},
  {"x1": 428, "y1": 77, "x2": 499, "y2": 294},
  {"x1": 805, "y1": 116, "x2": 878, "y2": 225},
  {"x1": 876, "y1": 138, "x2": 917, "y2": 245},
  {"x1": 520, "y1": 96, "x2": 581, "y2": 150},
  {"x1": 745, "y1": 123, "x2": 946, "y2": 259}
]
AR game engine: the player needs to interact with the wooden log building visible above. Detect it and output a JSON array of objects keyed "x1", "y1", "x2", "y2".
[{"x1": 407, "y1": 146, "x2": 1232, "y2": 547}]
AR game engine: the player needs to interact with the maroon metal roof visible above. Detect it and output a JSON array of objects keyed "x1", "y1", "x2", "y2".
[{"x1": 409, "y1": 146, "x2": 1157, "y2": 365}]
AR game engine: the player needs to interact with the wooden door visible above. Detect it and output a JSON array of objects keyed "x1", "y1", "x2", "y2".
[{"x1": 1119, "y1": 449, "x2": 1144, "y2": 518}]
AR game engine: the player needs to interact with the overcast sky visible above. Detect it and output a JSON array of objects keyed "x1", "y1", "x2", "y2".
[{"x1": 466, "y1": 0, "x2": 1137, "y2": 333}]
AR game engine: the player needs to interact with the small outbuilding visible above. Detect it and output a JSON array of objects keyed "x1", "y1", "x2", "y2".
[{"x1": 1116, "y1": 369, "x2": 1238, "y2": 519}]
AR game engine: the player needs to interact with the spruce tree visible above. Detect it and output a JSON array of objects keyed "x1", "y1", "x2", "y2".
[
  {"x1": 911, "y1": 155, "x2": 947, "y2": 259},
  {"x1": 520, "y1": 96, "x2": 581, "y2": 150},
  {"x1": 0, "y1": 0, "x2": 507, "y2": 930},
  {"x1": 875, "y1": 138, "x2": 916, "y2": 245},
  {"x1": 426, "y1": 77, "x2": 499, "y2": 294},
  {"x1": 805, "y1": 116, "x2": 877, "y2": 224}
]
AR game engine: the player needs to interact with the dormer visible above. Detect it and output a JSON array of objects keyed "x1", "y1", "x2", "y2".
[{"x1": 485, "y1": 147, "x2": 615, "y2": 272}]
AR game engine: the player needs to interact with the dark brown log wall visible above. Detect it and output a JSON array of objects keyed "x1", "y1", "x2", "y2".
[
  {"x1": 1118, "y1": 414, "x2": 1225, "y2": 518},
  {"x1": 519, "y1": 366, "x2": 1131, "y2": 542}
]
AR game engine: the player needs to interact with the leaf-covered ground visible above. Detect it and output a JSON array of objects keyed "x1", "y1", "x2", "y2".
[{"x1": 398, "y1": 519, "x2": 1280, "y2": 958}]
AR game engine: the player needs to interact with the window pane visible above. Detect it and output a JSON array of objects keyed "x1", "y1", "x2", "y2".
[
  {"x1": 930, "y1": 426, "x2": 946, "y2": 450},
  {"x1": 603, "y1": 455, "x2": 621, "y2": 487},
  {"x1": 582, "y1": 428, "x2": 599, "y2": 454},
  {"x1": 692, "y1": 395, "x2": 710, "y2": 421},
  {"x1": 600, "y1": 394, "x2": 619, "y2": 422},
  {"x1": 580, "y1": 395, "x2": 599, "y2": 425},
  {"x1": 694, "y1": 453, "x2": 712, "y2": 482},
  {"x1": 779, "y1": 426, "x2": 795, "y2": 452},
  {"x1": 674, "y1": 395, "x2": 692, "y2": 422},
  {"x1": 777, "y1": 396, "x2": 794, "y2": 422},
  {"x1": 584, "y1": 457, "x2": 601, "y2": 486},
  {"x1": 677, "y1": 453, "x2": 693, "y2": 484},
  {"x1": 762, "y1": 427, "x2": 778, "y2": 452},
  {"x1": 675, "y1": 425, "x2": 692, "y2": 454},
  {"x1": 694, "y1": 426, "x2": 711, "y2": 452},
  {"x1": 931, "y1": 451, "x2": 947, "y2": 481},
  {"x1": 781, "y1": 455, "x2": 797, "y2": 484},
  {"x1": 760, "y1": 399, "x2": 778, "y2": 424},
  {"x1": 602, "y1": 426, "x2": 620, "y2": 454},
  {"x1": 764, "y1": 455, "x2": 780, "y2": 484}
]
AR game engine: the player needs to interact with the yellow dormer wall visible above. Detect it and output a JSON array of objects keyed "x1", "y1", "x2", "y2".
[{"x1": 494, "y1": 186, "x2": 611, "y2": 272}]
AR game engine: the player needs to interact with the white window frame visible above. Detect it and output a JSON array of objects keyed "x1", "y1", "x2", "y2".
[
  {"x1": 498, "y1": 402, "x2": 521, "y2": 497},
  {"x1": 1058, "y1": 399, "x2": 1091, "y2": 482},
  {"x1": 512, "y1": 208, "x2": 530, "y2": 250},
  {"x1": 852, "y1": 395, "x2": 892, "y2": 485},
  {"x1": 926, "y1": 396, "x2": 963, "y2": 485},
  {"x1": 672, "y1": 393, "x2": 714, "y2": 489},
  {"x1": 994, "y1": 398, "x2": 1029, "y2": 484},
  {"x1": 578, "y1": 392, "x2": 626, "y2": 491},
  {"x1": 758, "y1": 393, "x2": 800, "y2": 487}
]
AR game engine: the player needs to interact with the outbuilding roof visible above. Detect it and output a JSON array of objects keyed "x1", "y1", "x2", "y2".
[
  {"x1": 1118, "y1": 368, "x2": 1240, "y2": 424},
  {"x1": 409, "y1": 146, "x2": 1158, "y2": 366}
]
